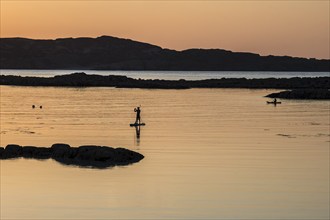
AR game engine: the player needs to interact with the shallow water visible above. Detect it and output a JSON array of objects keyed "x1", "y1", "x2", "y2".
[{"x1": 0, "y1": 86, "x2": 329, "y2": 219}]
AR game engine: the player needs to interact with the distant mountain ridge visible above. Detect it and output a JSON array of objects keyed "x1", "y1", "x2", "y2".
[{"x1": 1, "y1": 36, "x2": 329, "y2": 71}]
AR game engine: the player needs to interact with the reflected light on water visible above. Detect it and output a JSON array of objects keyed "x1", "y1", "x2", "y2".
[{"x1": 0, "y1": 86, "x2": 329, "y2": 219}]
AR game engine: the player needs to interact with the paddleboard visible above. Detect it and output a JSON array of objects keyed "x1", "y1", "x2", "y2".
[
  {"x1": 267, "y1": 101, "x2": 281, "y2": 104},
  {"x1": 130, "y1": 123, "x2": 146, "y2": 127}
]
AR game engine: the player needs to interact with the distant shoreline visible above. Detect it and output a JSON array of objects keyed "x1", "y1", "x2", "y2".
[
  {"x1": 1, "y1": 36, "x2": 329, "y2": 71},
  {"x1": 1, "y1": 72, "x2": 329, "y2": 90},
  {"x1": 1, "y1": 69, "x2": 329, "y2": 81},
  {"x1": 1, "y1": 68, "x2": 329, "y2": 72}
]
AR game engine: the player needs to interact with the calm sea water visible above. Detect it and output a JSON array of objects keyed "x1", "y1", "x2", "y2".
[
  {"x1": 1, "y1": 69, "x2": 329, "y2": 80},
  {"x1": 0, "y1": 86, "x2": 329, "y2": 219}
]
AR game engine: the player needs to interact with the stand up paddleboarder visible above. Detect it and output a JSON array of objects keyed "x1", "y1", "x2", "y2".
[{"x1": 134, "y1": 106, "x2": 141, "y2": 124}]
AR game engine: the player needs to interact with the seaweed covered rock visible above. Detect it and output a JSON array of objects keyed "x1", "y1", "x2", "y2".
[{"x1": 0, "y1": 144, "x2": 144, "y2": 168}]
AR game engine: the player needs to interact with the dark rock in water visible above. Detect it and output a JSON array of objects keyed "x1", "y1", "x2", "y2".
[
  {"x1": 51, "y1": 143, "x2": 71, "y2": 158},
  {"x1": 22, "y1": 146, "x2": 38, "y2": 158},
  {"x1": 0, "y1": 143, "x2": 144, "y2": 168},
  {"x1": 266, "y1": 89, "x2": 330, "y2": 100},
  {"x1": 0, "y1": 147, "x2": 4, "y2": 157},
  {"x1": 33, "y1": 147, "x2": 52, "y2": 159},
  {"x1": 22, "y1": 146, "x2": 52, "y2": 159},
  {"x1": 114, "y1": 148, "x2": 139, "y2": 165},
  {"x1": 76, "y1": 145, "x2": 100, "y2": 160},
  {"x1": 2, "y1": 144, "x2": 23, "y2": 159},
  {"x1": 94, "y1": 146, "x2": 115, "y2": 161}
]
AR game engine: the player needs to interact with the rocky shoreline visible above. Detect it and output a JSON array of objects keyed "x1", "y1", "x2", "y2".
[
  {"x1": 0, "y1": 143, "x2": 144, "y2": 168},
  {"x1": 1, "y1": 72, "x2": 329, "y2": 90},
  {"x1": 266, "y1": 89, "x2": 330, "y2": 100}
]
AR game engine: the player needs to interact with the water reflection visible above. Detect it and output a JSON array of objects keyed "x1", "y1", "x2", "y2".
[
  {"x1": 134, "y1": 125, "x2": 141, "y2": 147},
  {"x1": 1, "y1": 86, "x2": 329, "y2": 219}
]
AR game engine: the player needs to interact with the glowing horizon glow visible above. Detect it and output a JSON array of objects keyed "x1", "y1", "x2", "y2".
[{"x1": 0, "y1": 1, "x2": 329, "y2": 59}]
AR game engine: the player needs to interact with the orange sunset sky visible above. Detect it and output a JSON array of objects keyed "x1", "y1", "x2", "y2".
[{"x1": 0, "y1": 1, "x2": 329, "y2": 59}]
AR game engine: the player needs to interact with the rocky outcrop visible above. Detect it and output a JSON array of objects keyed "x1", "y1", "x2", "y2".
[
  {"x1": 0, "y1": 143, "x2": 144, "y2": 168},
  {"x1": 1, "y1": 36, "x2": 329, "y2": 71},
  {"x1": 266, "y1": 89, "x2": 330, "y2": 99},
  {"x1": 1, "y1": 73, "x2": 329, "y2": 90}
]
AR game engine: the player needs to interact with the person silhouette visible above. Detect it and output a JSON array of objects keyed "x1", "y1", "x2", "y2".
[{"x1": 134, "y1": 107, "x2": 141, "y2": 124}]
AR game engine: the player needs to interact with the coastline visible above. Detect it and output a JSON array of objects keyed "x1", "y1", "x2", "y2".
[
  {"x1": 1, "y1": 72, "x2": 329, "y2": 89},
  {"x1": 266, "y1": 89, "x2": 330, "y2": 100},
  {"x1": 2, "y1": 72, "x2": 329, "y2": 99}
]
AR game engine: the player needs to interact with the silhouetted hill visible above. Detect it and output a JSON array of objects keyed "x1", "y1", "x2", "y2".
[{"x1": 1, "y1": 36, "x2": 329, "y2": 71}]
